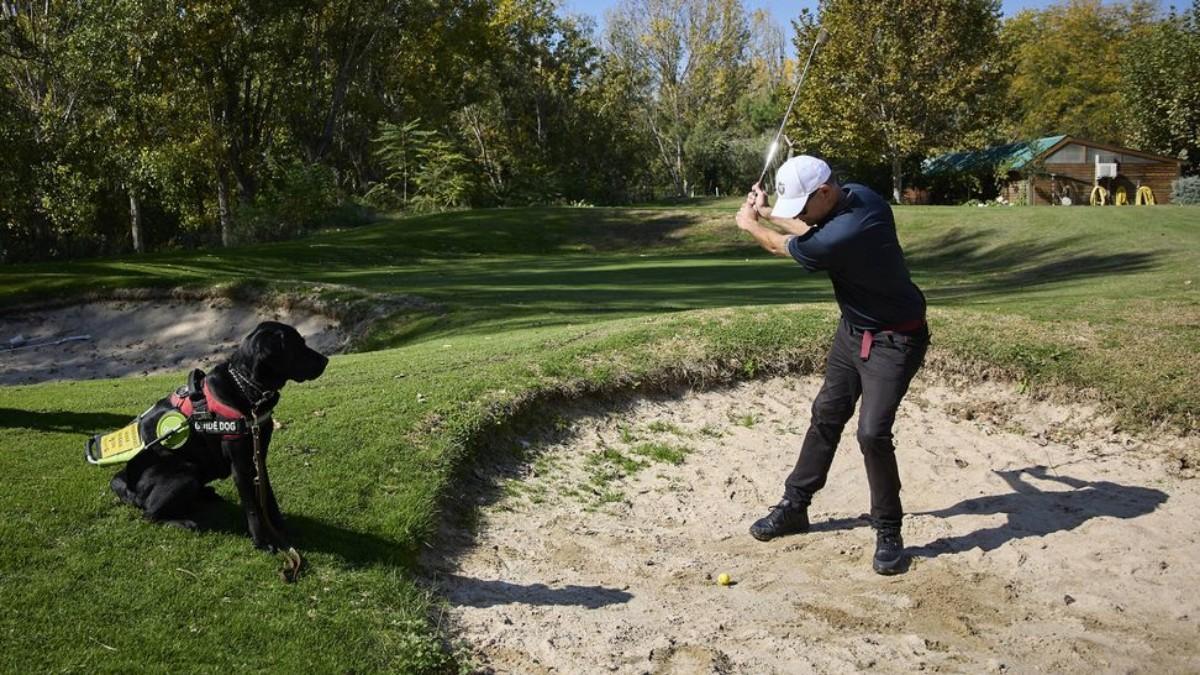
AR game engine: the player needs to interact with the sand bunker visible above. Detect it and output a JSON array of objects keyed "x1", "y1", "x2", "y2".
[
  {"x1": 0, "y1": 299, "x2": 344, "y2": 385},
  {"x1": 426, "y1": 376, "x2": 1200, "y2": 674}
]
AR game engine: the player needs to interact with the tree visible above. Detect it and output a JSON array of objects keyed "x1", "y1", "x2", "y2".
[
  {"x1": 0, "y1": 0, "x2": 98, "y2": 259},
  {"x1": 448, "y1": 0, "x2": 611, "y2": 204},
  {"x1": 140, "y1": 1, "x2": 314, "y2": 246},
  {"x1": 790, "y1": 0, "x2": 1007, "y2": 203},
  {"x1": 1121, "y1": 2, "x2": 1200, "y2": 174},
  {"x1": 605, "y1": 0, "x2": 750, "y2": 196},
  {"x1": 742, "y1": 8, "x2": 787, "y2": 132},
  {"x1": 366, "y1": 119, "x2": 435, "y2": 208},
  {"x1": 287, "y1": 0, "x2": 396, "y2": 165},
  {"x1": 1003, "y1": 0, "x2": 1157, "y2": 144},
  {"x1": 66, "y1": 0, "x2": 187, "y2": 253},
  {"x1": 577, "y1": 49, "x2": 660, "y2": 202}
]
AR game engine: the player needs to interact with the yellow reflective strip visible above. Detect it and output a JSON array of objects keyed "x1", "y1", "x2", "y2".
[{"x1": 99, "y1": 422, "x2": 142, "y2": 459}]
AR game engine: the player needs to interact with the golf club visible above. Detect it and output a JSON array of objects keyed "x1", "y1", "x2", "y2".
[{"x1": 757, "y1": 26, "x2": 830, "y2": 187}]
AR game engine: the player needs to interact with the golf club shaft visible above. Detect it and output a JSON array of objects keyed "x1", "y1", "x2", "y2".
[{"x1": 757, "y1": 27, "x2": 829, "y2": 187}]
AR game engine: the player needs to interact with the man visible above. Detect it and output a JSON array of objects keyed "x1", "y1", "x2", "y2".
[{"x1": 734, "y1": 155, "x2": 928, "y2": 575}]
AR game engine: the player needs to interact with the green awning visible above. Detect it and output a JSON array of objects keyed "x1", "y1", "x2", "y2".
[{"x1": 923, "y1": 135, "x2": 1066, "y2": 176}]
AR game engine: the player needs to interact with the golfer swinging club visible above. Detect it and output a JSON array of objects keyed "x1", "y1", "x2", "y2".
[{"x1": 735, "y1": 155, "x2": 928, "y2": 575}]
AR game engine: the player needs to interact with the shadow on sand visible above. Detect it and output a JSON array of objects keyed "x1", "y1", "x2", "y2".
[
  {"x1": 909, "y1": 465, "x2": 1168, "y2": 558},
  {"x1": 436, "y1": 575, "x2": 633, "y2": 609}
]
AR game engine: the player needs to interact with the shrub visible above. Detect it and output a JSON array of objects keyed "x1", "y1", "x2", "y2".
[
  {"x1": 366, "y1": 121, "x2": 471, "y2": 213},
  {"x1": 408, "y1": 139, "x2": 471, "y2": 213},
  {"x1": 235, "y1": 161, "x2": 341, "y2": 243},
  {"x1": 1171, "y1": 176, "x2": 1200, "y2": 205}
]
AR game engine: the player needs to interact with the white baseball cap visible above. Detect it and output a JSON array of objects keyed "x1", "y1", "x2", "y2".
[{"x1": 771, "y1": 155, "x2": 831, "y2": 218}]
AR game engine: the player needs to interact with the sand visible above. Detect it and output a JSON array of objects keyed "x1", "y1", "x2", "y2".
[
  {"x1": 425, "y1": 375, "x2": 1200, "y2": 674},
  {"x1": 0, "y1": 299, "x2": 344, "y2": 385}
]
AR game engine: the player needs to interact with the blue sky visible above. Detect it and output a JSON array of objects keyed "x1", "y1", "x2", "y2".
[{"x1": 561, "y1": 1, "x2": 1087, "y2": 55}]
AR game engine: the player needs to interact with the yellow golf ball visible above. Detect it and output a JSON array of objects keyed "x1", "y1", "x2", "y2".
[{"x1": 717, "y1": 573, "x2": 732, "y2": 586}]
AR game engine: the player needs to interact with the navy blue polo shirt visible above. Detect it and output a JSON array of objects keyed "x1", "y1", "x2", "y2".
[{"x1": 786, "y1": 183, "x2": 926, "y2": 331}]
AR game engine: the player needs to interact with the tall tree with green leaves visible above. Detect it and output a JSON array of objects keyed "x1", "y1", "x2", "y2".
[
  {"x1": 66, "y1": 0, "x2": 187, "y2": 253},
  {"x1": 606, "y1": 0, "x2": 750, "y2": 196},
  {"x1": 1121, "y1": 1, "x2": 1200, "y2": 173},
  {"x1": 288, "y1": 0, "x2": 394, "y2": 164},
  {"x1": 743, "y1": 8, "x2": 787, "y2": 131},
  {"x1": 1003, "y1": 0, "x2": 1157, "y2": 145},
  {"x1": 0, "y1": 0, "x2": 98, "y2": 259},
  {"x1": 157, "y1": 1, "x2": 311, "y2": 246},
  {"x1": 790, "y1": 0, "x2": 1007, "y2": 203},
  {"x1": 450, "y1": 0, "x2": 608, "y2": 204},
  {"x1": 577, "y1": 47, "x2": 660, "y2": 202}
]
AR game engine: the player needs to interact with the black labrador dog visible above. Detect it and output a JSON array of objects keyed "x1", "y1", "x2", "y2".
[{"x1": 110, "y1": 321, "x2": 328, "y2": 553}]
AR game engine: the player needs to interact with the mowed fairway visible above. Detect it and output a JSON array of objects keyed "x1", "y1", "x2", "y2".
[{"x1": 1, "y1": 203, "x2": 1197, "y2": 671}]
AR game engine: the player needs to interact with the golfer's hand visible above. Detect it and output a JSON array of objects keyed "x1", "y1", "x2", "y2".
[
  {"x1": 736, "y1": 203, "x2": 758, "y2": 231},
  {"x1": 749, "y1": 183, "x2": 768, "y2": 210}
]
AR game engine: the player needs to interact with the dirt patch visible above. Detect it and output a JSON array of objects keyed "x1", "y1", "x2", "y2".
[
  {"x1": 425, "y1": 376, "x2": 1200, "y2": 674},
  {"x1": 0, "y1": 298, "x2": 343, "y2": 385}
]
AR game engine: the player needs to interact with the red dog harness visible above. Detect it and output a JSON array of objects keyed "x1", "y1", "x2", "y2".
[
  {"x1": 169, "y1": 370, "x2": 274, "y2": 439},
  {"x1": 859, "y1": 318, "x2": 926, "y2": 361}
]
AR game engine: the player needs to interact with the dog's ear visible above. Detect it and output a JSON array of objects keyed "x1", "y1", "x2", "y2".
[
  {"x1": 236, "y1": 323, "x2": 275, "y2": 357},
  {"x1": 258, "y1": 323, "x2": 287, "y2": 354},
  {"x1": 232, "y1": 322, "x2": 288, "y2": 390}
]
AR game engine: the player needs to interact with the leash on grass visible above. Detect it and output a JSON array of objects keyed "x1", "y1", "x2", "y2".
[{"x1": 251, "y1": 411, "x2": 303, "y2": 583}]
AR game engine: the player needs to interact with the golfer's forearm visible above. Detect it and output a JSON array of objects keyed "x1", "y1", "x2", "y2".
[
  {"x1": 768, "y1": 216, "x2": 812, "y2": 237},
  {"x1": 745, "y1": 223, "x2": 792, "y2": 257}
]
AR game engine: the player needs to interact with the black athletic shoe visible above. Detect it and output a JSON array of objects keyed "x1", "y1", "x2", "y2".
[
  {"x1": 749, "y1": 500, "x2": 809, "y2": 541},
  {"x1": 872, "y1": 529, "x2": 907, "y2": 575}
]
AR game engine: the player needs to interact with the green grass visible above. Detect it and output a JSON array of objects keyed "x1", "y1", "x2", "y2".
[
  {"x1": 1, "y1": 202, "x2": 1197, "y2": 671},
  {"x1": 587, "y1": 447, "x2": 647, "y2": 475},
  {"x1": 631, "y1": 442, "x2": 692, "y2": 465},
  {"x1": 731, "y1": 412, "x2": 759, "y2": 428},
  {"x1": 618, "y1": 425, "x2": 638, "y2": 444},
  {"x1": 646, "y1": 420, "x2": 686, "y2": 436}
]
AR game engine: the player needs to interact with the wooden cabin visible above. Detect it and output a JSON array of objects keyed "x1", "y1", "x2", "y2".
[{"x1": 923, "y1": 135, "x2": 1184, "y2": 205}]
